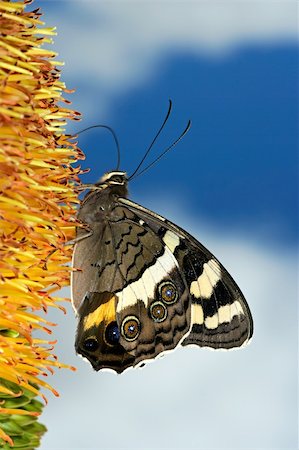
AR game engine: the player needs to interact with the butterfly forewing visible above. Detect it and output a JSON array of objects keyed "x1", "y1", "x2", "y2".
[{"x1": 118, "y1": 198, "x2": 253, "y2": 350}]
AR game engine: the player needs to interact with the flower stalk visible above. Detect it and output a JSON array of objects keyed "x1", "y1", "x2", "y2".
[{"x1": 0, "y1": 0, "x2": 84, "y2": 447}]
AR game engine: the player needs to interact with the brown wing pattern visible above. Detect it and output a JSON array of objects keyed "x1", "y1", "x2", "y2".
[
  {"x1": 109, "y1": 205, "x2": 192, "y2": 367},
  {"x1": 119, "y1": 198, "x2": 253, "y2": 350},
  {"x1": 73, "y1": 202, "x2": 192, "y2": 372},
  {"x1": 72, "y1": 194, "x2": 252, "y2": 373}
]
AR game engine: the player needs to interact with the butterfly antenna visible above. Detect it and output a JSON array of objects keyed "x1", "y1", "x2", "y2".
[
  {"x1": 130, "y1": 120, "x2": 191, "y2": 181},
  {"x1": 74, "y1": 125, "x2": 121, "y2": 171},
  {"x1": 128, "y1": 99, "x2": 173, "y2": 180}
]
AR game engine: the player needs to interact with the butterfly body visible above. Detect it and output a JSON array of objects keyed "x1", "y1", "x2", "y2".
[{"x1": 71, "y1": 171, "x2": 253, "y2": 373}]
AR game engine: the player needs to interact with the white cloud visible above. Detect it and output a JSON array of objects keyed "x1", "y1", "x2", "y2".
[
  {"x1": 40, "y1": 204, "x2": 297, "y2": 449},
  {"x1": 42, "y1": 0, "x2": 298, "y2": 120}
]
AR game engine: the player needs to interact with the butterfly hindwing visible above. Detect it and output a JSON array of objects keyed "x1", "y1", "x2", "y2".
[
  {"x1": 73, "y1": 199, "x2": 192, "y2": 371},
  {"x1": 71, "y1": 223, "x2": 125, "y2": 311}
]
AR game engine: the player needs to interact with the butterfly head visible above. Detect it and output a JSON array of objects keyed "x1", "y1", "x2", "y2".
[
  {"x1": 98, "y1": 171, "x2": 127, "y2": 186},
  {"x1": 98, "y1": 170, "x2": 127, "y2": 183},
  {"x1": 88, "y1": 170, "x2": 128, "y2": 198}
]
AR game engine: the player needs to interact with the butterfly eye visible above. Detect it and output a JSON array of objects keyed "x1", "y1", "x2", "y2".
[
  {"x1": 105, "y1": 321, "x2": 120, "y2": 346},
  {"x1": 159, "y1": 281, "x2": 178, "y2": 304},
  {"x1": 110, "y1": 175, "x2": 124, "y2": 184},
  {"x1": 83, "y1": 337, "x2": 99, "y2": 352},
  {"x1": 121, "y1": 316, "x2": 140, "y2": 341},
  {"x1": 150, "y1": 301, "x2": 167, "y2": 322}
]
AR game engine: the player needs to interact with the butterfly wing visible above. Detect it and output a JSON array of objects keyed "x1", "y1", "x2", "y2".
[
  {"x1": 71, "y1": 222, "x2": 124, "y2": 312},
  {"x1": 72, "y1": 198, "x2": 192, "y2": 372},
  {"x1": 108, "y1": 204, "x2": 192, "y2": 367},
  {"x1": 118, "y1": 198, "x2": 253, "y2": 351},
  {"x1": 72, "y1": 194, "x2": 253, "y2": 373}
]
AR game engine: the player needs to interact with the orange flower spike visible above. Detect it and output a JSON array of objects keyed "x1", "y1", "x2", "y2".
[{"x1": 0, "y1": 0, "x2": 84, "y2": 446}]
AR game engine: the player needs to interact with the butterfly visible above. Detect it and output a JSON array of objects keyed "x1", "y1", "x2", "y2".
[{"x1": 71, "y1": 102, "x2": 253, "y2": 373}]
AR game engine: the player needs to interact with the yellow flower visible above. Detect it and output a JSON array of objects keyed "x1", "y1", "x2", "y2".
[{"x1": 0, "y1": 0, "x2": 84, "y2": 446}]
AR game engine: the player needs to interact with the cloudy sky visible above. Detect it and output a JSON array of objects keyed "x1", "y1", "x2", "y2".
[{"x1": 35, "y1": 1, "x2": 297, "y2": 449}]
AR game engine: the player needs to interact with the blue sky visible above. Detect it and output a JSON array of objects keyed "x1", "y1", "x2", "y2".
[
  {"x1": 36, "y1": 1, "x2": 297, "y2": 449},
  {"x1": 91, "y1": 46, "x2": 297, "y2": 246}
]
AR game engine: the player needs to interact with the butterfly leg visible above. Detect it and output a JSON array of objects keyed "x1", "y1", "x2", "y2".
[
  {"x1": 63, "y1": 230, "x2": 94, "y2": 247},
  {"x1": 42, "y1": 231, "x2": 94, "y2": 270}
]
